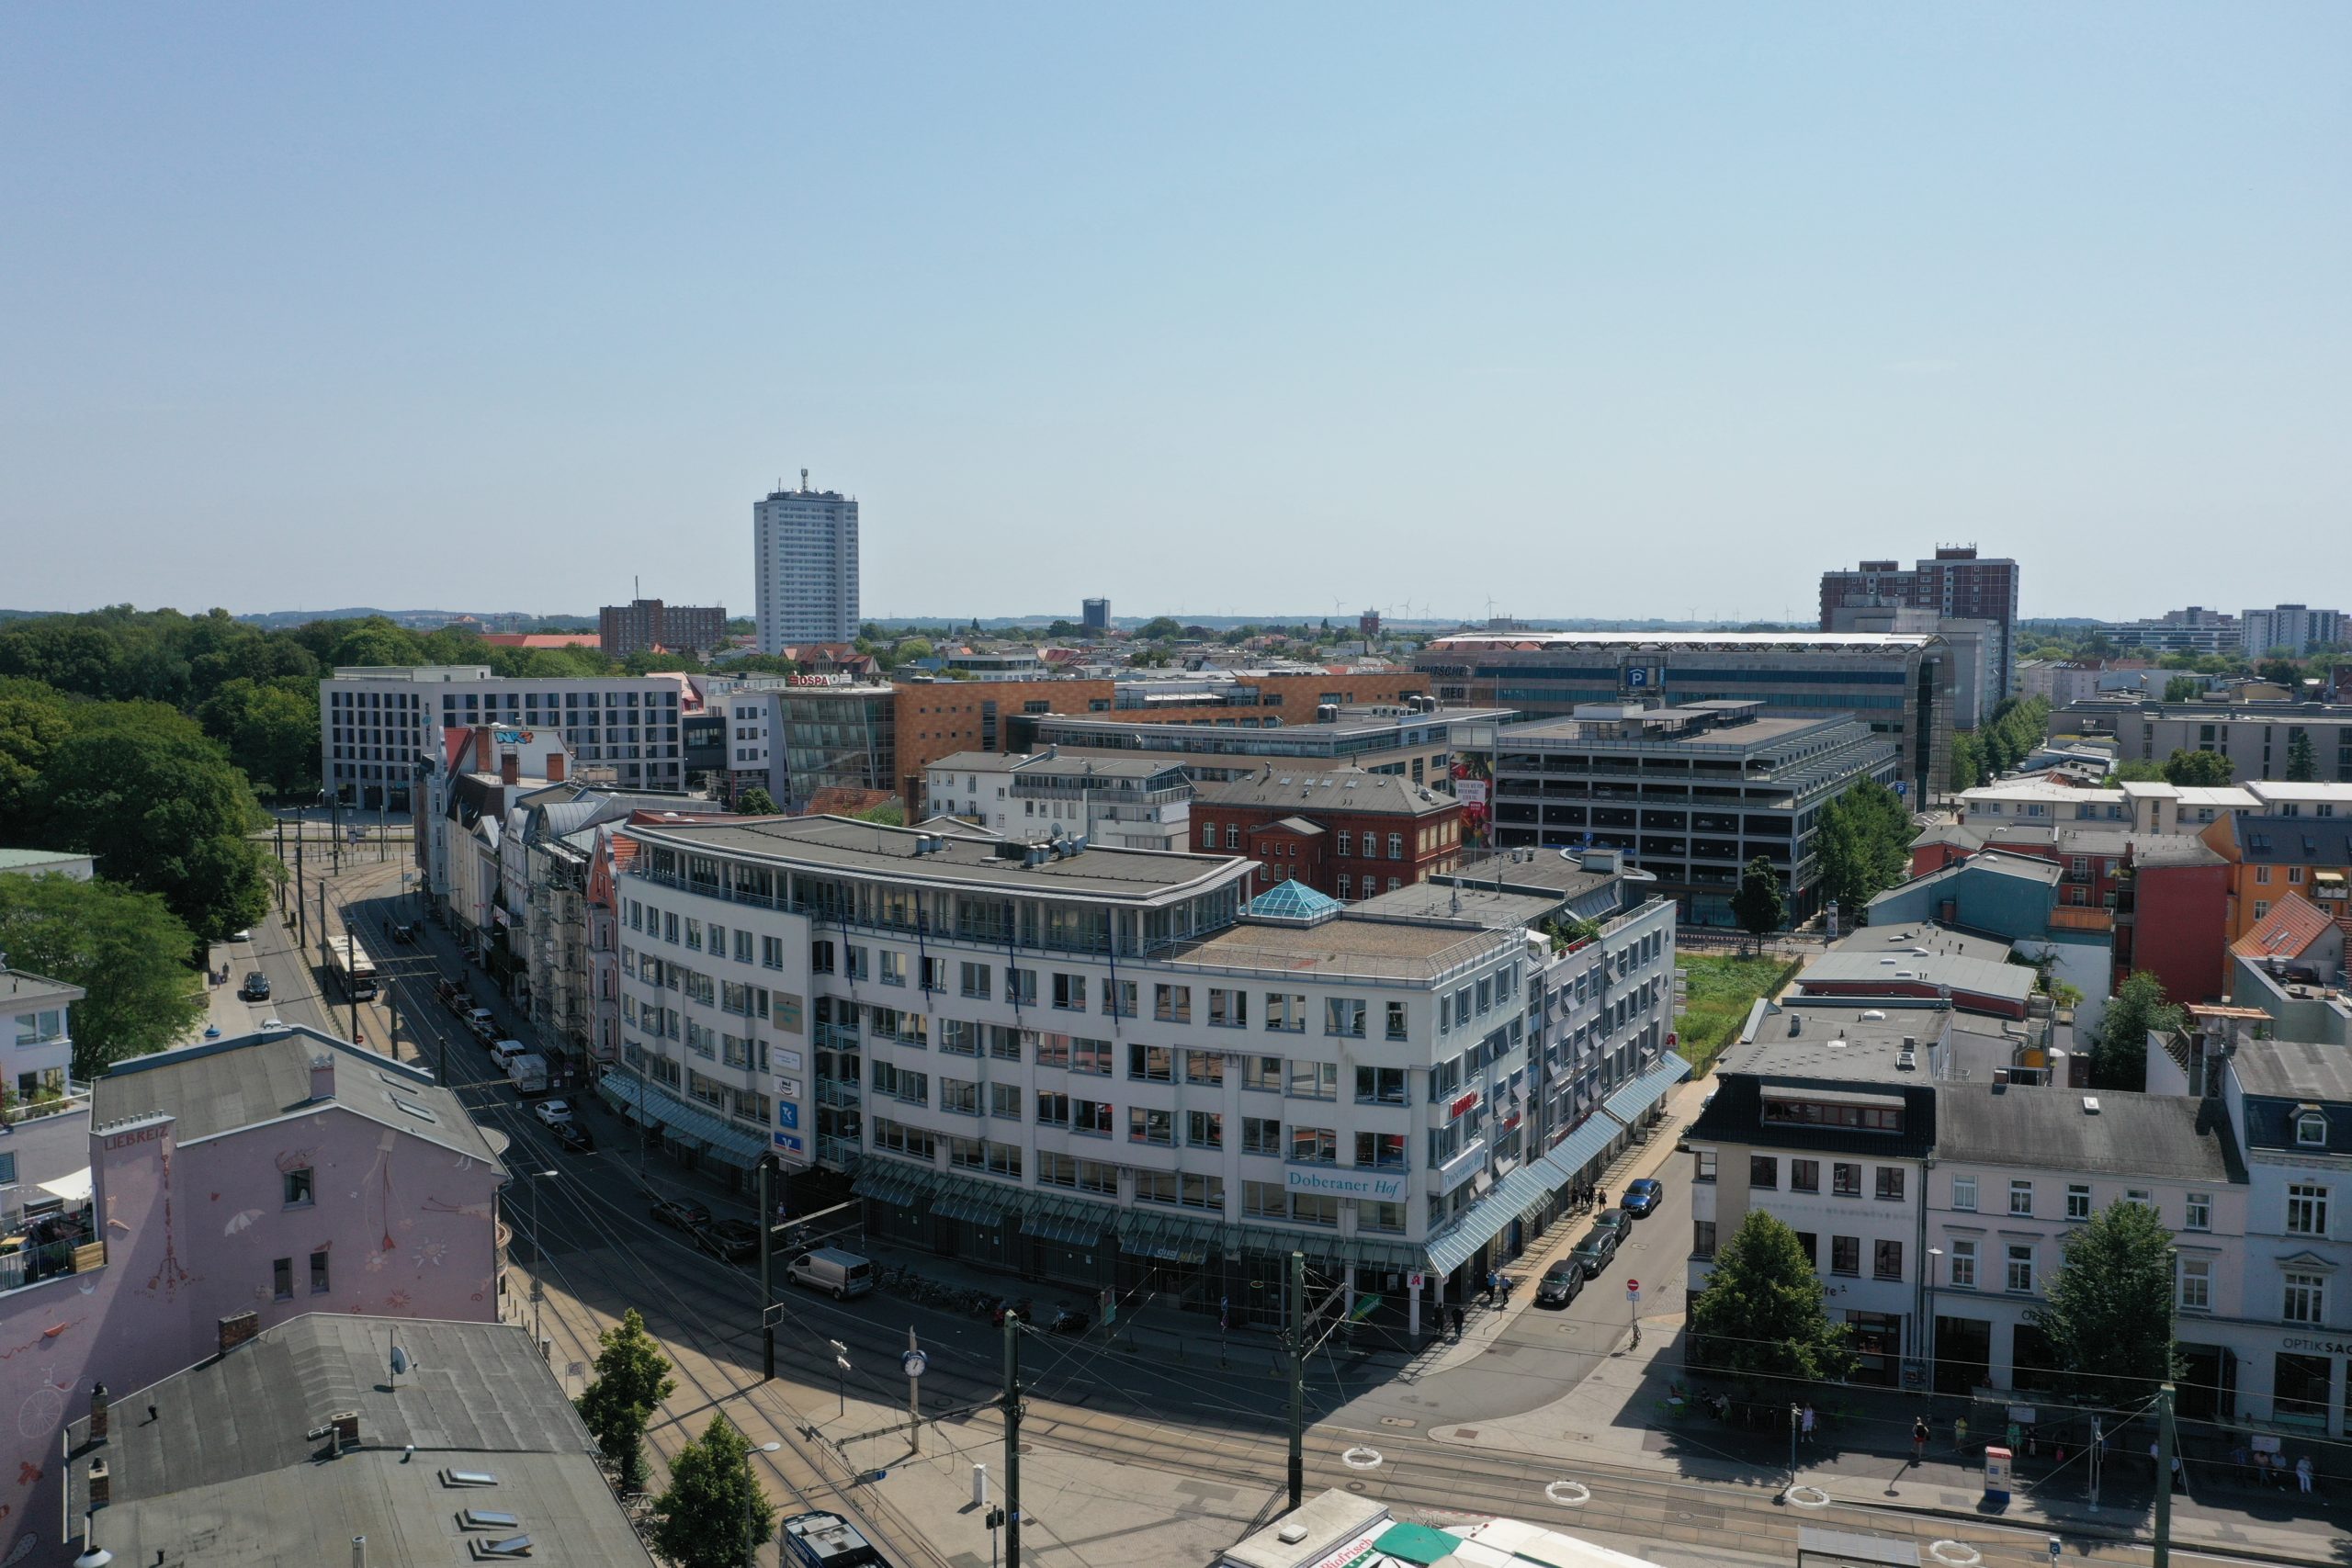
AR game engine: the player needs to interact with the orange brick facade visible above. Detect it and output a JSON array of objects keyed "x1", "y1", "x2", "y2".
[{"x1": 893, "y1": 669, "x2": 1431, "y2": 808}]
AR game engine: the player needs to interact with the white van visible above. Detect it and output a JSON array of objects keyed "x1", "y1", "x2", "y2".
[
  {"x1": 786, "y1": 1247, "x2": 875, "y2": 1300},
  {"x1": 489, "y1": 1039, "x2": 527, "y2": 1070}
]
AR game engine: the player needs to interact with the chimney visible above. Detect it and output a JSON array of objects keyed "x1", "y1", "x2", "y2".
[
  {"x1": 546, "y1": 752, "x2": 566, "y2": 784},
  {"x1": 501, "y1": 750, "x2": 520, "y2": 787},
  {"x1": 355, "y1": 1538, "x2": 368, "y2": 1568},
  {"x1": 310, "y1": 1053, "x2": 335, "y2": 1102},
  {"x1": 330, "y1": 1410, "x2": 360, "y2": 1450},
  {"x1": 87, "y1": 1382, "x2": 108, "y2": 1444},
  {"x1": 85, "y1": 1457, "x2": 108, "y2": 1508},
  {"x1": 218, "y1": 1310, "x2": 259, "y2": 1356},
  {"x1": 474, "y1": 724, "x2": 495, "y2": 770}
]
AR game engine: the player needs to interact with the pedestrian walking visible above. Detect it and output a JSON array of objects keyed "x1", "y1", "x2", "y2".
[
  {"x1": 1911, "y1": 1417, "x2": 1929, "y2": 1464},
  {"x1": 1800, "y1": 1404, "x2": 1816, "y2": 1445}
]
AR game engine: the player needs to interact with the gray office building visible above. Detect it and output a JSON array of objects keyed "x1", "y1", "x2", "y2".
[
  {"x1": 754, "y1": 470, "x2": 860, "y2": 649},
  {"x1": 1417, "y1": 631, "x2": 1951, "y2": 800},
  {"x1": 1082, "y1": 597, "x2": 1112, "y2": 633},
  {"x1": 1452, "y1": 701, "x2": 1902, "y2": 928}
]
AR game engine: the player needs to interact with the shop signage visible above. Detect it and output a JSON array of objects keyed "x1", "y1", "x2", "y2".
[
  {"x1": 1284, "y1": 1167, "x2": 1407, "y2": 1202},
  {"x1": 1437, "y1": 1138, "x2": 1488, "y2": 1194},
  {"x1": 2281, "y1": 1334, "x2": 2352, "y2": 1356},
  {"x1": 787, "y1": 673, "x2": 853, "y2": 687},
  {"x1": 1448, "y1": 1091, "x2": 1478, "y2": 1119},
  {"x1": 774, "y1": 1132, "x2": 804, "y2": 1154}
]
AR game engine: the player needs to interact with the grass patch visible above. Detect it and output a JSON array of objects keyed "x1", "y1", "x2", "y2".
[{"x1": 1675, "y1": 953, "x2": 1804, "y2": 1073}]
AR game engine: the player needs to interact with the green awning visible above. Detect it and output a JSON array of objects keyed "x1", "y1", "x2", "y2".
[
  {"x1": 1371, "y1": 1522, "x2": 1461, "y2": 1565},
  {"x1": 595, "y1": 1072, "x2": 766, "y2": 1168}
]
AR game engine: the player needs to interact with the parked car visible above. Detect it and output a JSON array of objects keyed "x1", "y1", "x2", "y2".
[
  {"x1": 1534, "y1": 1265, "x2": 1586, "y2": 1309},
  {"x1": 465, "y1": 1009, "x2": 499, "y2": 1040},
  {"x1": 1592, "y1": 1207, "x2": 1634, "y2": 1241},
  {"x1": 1567, "y1": 1225, "x2": 1621, "y2": 1278},
  {"x1": 490, "y1": 1039, "x2": 528, "y2": 1070},
  {"x1": 229, "y1": 929, "x2": 254, "y2": 942},
  {"x1": 696, "y1": 1219, "x2": 760, "y2": 1262},
  {"x1": 1621, "y1": 1178, "x2": 1665, "y2": 1217},
  {"x1": 531, "y1": 1099, "x2": 572, "y2": 1127},
  {"x1": 650, "y1": 1196, "x2": 714, "y2": 1233},
  {"x1": 549, "y1": 1120, "x2": 595, "y2": 1154},
  {"x1": 390, "y1": 922, "x2": 418, "y2": 944},
  {"x1": 239, "y1": 973, "x2": 271, "y2": 1001},
  {"x1": 436, "y1": 979, "x2": 469, "y2": 1011},
  {"x1": 786, "y1": 1247, "x2": 875, "y2": 1300}
]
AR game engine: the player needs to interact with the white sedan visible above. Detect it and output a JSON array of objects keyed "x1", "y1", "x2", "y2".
[{"x1": 532, "y1": 1100, "x2": 573, "y2": 1127}]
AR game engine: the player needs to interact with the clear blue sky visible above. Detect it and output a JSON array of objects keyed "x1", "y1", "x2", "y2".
[{"x1": 4, "y1": 5, "x2": 2344, "y2": 623}]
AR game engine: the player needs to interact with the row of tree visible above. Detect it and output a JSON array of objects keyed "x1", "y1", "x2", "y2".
[
  {"x1": 1948, "y1": 694, "x2": 2052, "y2": 792},
  {"x1": 578, "y1": 1309, "x2": 774, "y2": 1568},
  {"x1": 1691, "y1": 1202, "x2": 2181, "y2": 1413},
  {"x1": 1813, "y1": 777, "x2": 1916, "y2": 917}
]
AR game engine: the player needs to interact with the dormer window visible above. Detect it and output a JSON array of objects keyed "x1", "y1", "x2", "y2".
[{"x1": 2296, "y1": 1109, "x2": 2328, "y2": 1147}]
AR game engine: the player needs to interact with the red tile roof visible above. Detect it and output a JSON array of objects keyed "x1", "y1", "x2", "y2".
[{"x1": 2231, "y1": 891, "x2": 2338, "y2": 960}]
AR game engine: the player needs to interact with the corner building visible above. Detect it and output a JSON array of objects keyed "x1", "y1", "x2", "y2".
[{"x1": 610, "y1": 816, "x2": 1676, "y2": 1333}]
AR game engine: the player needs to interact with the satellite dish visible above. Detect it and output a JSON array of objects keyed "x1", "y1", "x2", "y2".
[{"x1": 390, "y1": 1346, "x2": 414, "y2": 1377}]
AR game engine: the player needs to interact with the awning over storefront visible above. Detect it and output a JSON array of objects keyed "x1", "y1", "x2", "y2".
[
  {"x1": 851, "y1": 1162, "x2": 936, "y2": 1211},
  {"x1": 931, "y1": 1189, "x2": 1012, "y2": 1228},
  {"x1": 594, "y1": 1073, "x2": 766, "y2": 1168},
  {"x1": 1117, "y1": 1209, "x2": 1216, "y2": 1265},
  {"x1": 1538, "y1": 1115, "x2": 1620, "y2": 1188},
  {"x1": 36, "y1": 1168, "x2": 92, "y2": 1205},
  {"x1": 1422, "y1": 1161, "x2": 1556, "y2": 1277},
  {"x1": 1600, "y1": 1051, "x2": 1690, "y2": 1127},
  {"x1": 1023, "y1": 1196, "x2": 1116, "y2": 1247}
]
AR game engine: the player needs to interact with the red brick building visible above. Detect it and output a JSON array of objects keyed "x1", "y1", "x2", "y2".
[
  {"x1": 1193, "y1": 768, "x2": 1463, "y2": 900},
  {"x1": 2111, "y1": 836, "x2": 2232, "y2": 1003}
]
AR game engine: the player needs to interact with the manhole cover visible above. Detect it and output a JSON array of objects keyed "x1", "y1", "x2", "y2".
[
  {"x1": 1380, "y1": 1416, "x2": 1418, "y2": 1428},
  {"x1": 1454, "y1": 1427, "x2": 1479, "y2": 1439},
  {"x1": 1347, "y1": 1481, "x2": 1366, "y2": 1493}
]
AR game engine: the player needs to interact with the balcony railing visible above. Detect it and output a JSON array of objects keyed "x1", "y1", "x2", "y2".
[{"x1": 2, "y1": 1082, "x2": 92, "y2": 1127}]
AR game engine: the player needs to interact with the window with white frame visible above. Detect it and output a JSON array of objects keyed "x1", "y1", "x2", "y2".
[
  {"x1": 2065, "y1": 1183, "x2": 2092, "y2": 1222},
  {"x1": 2177, "y1": 1257, "x2": 2211, "y2": 1313},
  {"x1": 2286, "y1": 1183, "x2": 2328, "y2": 1235},
  {"x1": 2185, "y1": 1191, "x2": 2211, "y2": 1232},
  {"x1": 2005, "y1": 1244, "x2": 2035, "y2": 1294},
  {"x1": 1951, "y1": 1175, "x2": 1977, "y2": 1212},
  {"x1": 2296, "y1": 1111, "x2": 2329, "y2": 1147},
  {"x1": 2008, "y1": 1179, "x2": 2033, "y2": 1216},
  {"x1": 2282, "y1": 1270, "x2": 2324, "y2": 1325},
  {"x1": 1948, "y1": 1238, "x2": 1976, "y2": 1289}
]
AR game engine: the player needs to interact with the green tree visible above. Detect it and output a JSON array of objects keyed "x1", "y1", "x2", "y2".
[
  {"x1": 2090, "y1": 970, "x2": 2184, "y2": 1091},
  {"x1": 1136, "y1": 615, "x2": 1184, "y2": 641},
  {"x1": 24, "y1": 703, "x2": 276, "y2": 942},
  {"x1": 651, "y1": 1413, "x2": 771, "y2": 1568},
  {"x1": 2111, "y1": 760, "x2": 2165, "y2": 783},
  {"x1": 2162, "y1": 675, "x2": 2203, "y2": 703},
  {"x1": 0, "y1": 873, "x2": 204, "y2": 1079},
  {"x1": 734, "y1": 786, "x2": 780, "y2": 815},
  {"x1": 576, "y1": 1309, "x2": 675, "y2": 1494},
  {"x1": 2160, "y1": 748, "x2": 2233, "y2": 787},
  {"x1": 1814, "y1": 778, "x2": 1914, "y2": 915},
  {"x1": 1688, "y1": 1211, "x2": 1857, "y2": 1383},
  {"x1": 850, "y1": 800, "x2": 905, "y2": 827},
  {"x1": 2023, "y1": 1200, "x2": 2181, "y2": 1409},
  {"x1": 2256, "y1": 655, "x2": 2305, "y2": 687},
  {"x1": 893, "y1": 637, "x2": 934, "y2": 664},
  {"x1": 1730, "y1": 857, "x2": 1787, "y2": 946},
  {"x1": 196, "y1": 676, "x2": 321, "y2": 797},
  {"x1": 1947, "y1": 731, "x2": 1984, "y2": 792},
  {"x1": 0, "y1": 677, "x2": 73, "y2": 820},
  {"x1": 2286, "y1": 728, "x2": 2318, "y2": 783}
]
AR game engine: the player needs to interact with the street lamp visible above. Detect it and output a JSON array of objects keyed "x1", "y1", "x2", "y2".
[
  {"x1": 743, "y1": 1439, "x2": 781, "y2": 1568},
  {"x1": 526, "y1": 1169, "x2": 558, "y2": 1348},
  {"x1": 1926, "y1": 1247, "x2": 1944, "y2": 1398}
]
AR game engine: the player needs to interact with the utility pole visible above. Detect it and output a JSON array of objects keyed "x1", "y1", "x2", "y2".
[
  {"x1": 1286, "y1": 1249, "x2": 1306, "y2": 1509},
  {"x1": 757, "y1": 1157, "x2": 776, "y2": 1381},
  {"x1": 907, "y1": 1325, "x2": 924, "y2": 1455},
  {"x1": 2153, "y1": 1382, "x2": 2177, "y2": 1568},
  {"x1": 1002, "y1": 1312, "x2": 1023, "y2": 1568},
  {"x1": 293, "y1": 838, "x2": 305, "y2": 942}
]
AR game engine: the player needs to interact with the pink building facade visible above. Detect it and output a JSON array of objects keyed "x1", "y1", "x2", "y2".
[{"x1": 0, "y1": 1028, "x2": 505, "y2": 1566}]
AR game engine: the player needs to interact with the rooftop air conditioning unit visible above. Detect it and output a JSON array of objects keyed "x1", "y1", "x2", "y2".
[{"x1": 2082, "y1": 1096, "x2": 2101, "y2": 1114}]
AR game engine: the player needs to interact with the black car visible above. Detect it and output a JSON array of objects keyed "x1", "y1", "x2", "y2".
[
  {"x1": 550, "y1": 1120, "x2": 595, "y2": 1154},
  {"x1": 391, "y1": 922, "x2": 418, "y2": 944},
  {"x1": 1592, "y1": 1207, "x2": 1634, "y2": 1241},
  {"x1": 239, "y1": 973, "x2": 271, "y2": 1001},
  {"x1": 1621, "y1": 1178, "x2": 1664, "y2": 1217},
  {"x1": 695, "y1": 1219, "x2": 760, "y2": 1262},
  {"x1": 1567, "y1": 1225, "x2": 1621, "y2": 1278},
  {"x1": 1534, "y1": 1265, "x2": 1585, "y2": 1309},
  {"x1": 650, "y1": 1196, "x2": 713, "y2": 1233}
]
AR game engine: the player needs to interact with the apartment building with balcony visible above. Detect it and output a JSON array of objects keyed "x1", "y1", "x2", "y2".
[
  {"x1": 2202, "y1": 797, "x2": 2352, "y2": 943},
  {"x1": 1456, "y1": 701, "x2": 1901, "y2": 928},
  {"x1": 2, "y1": 965, "x2": 91, "y2": 1255},
  {"x1": 926, "y1": 750, "x2": 1193, "y2": 851},
  {"x1": 607, "y1": 815, "x2": 1679, "y2": 1334}
]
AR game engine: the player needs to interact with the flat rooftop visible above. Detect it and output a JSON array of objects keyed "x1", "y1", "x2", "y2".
[
  {"x1": 1717, "y1": 999, "x2": 1953, "y2": 1084},
  {"x1": 1503, "y1": 712, "x2": 1830, "y2": 748},
  {"x1": 1439, "y1": 848, "x2": 1623, "y2": 900},
  {"x1": 1798, "y1": 948, "x2": 2038, "y2": 1007},
  {"x1": 623, "y1": 815, "x2": 1250, "y2": 902},
  {"x1": 1351, "y1": 881, "x2": 1562, "y2": 930},
  {"x1": 1425, "y1": 631, "x2": 1937, "y2": 651},
  {"x1": 1168, "y1": 914, "x2": 1509, "y2": 983}
]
